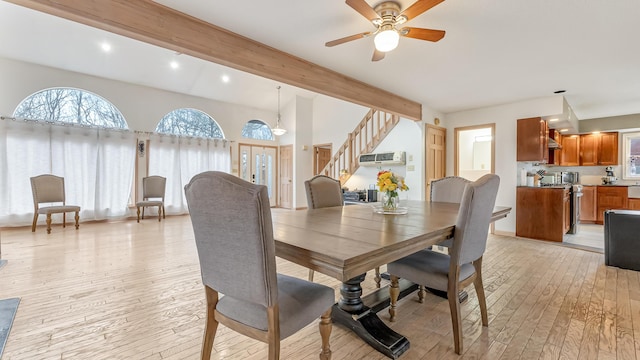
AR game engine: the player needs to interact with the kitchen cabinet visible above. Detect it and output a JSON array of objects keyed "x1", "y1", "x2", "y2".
[
  {"x1": 517, "y1": 117, "x2": 548, "y2": 163},
  {"x1": 629, "y1": 199, "x2": 640, "y2": 210},
  {"x1": 548, "y1": 130, "x2": 562, "y2": 165},
  {"x1": 516, "y1": 187, "x2": 570, "y2": 242},
  {"x1": 596, "y1": 186, "x2": 628, "y2": 224},
  {"x1": 560, "y1": 135, "x2": 580, "y2": 166},
  {"x1": 580, "y1": 132, "x2": 619, "y2": 166},
  {"x1": 580, "y1": 185, "x2": 597, "y2": 222}
]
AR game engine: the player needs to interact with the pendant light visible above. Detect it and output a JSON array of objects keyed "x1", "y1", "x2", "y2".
[{"x1": 271, "y1": 85, "x2": 287, "y2": 136}]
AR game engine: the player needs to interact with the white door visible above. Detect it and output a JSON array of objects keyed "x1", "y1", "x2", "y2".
[{"x1": 239, "y1": 144, "x2": 277, "y2": 206}]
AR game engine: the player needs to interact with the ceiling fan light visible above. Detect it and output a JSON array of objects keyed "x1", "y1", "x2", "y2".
[{"x1": 374, "y1": 29, "x2": 399, "y2": 52}]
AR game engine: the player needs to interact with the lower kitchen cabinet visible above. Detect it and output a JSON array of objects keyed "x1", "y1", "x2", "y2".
[
  {"x1": 596, "y1": 186, "x2": 628, "y2": 224},
  {"x1": 629, "y1": 198, "x2": 640, "y2": 210},
  {"x1": 580, "y1": 186, "x2": 597, "y2": 222},
  {"x1": 516, "y1": 187, "x2": 570, "y2": 242}
]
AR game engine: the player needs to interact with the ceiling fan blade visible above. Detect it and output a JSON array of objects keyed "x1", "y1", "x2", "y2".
[
  {"x1": 400, "y1": 27, "x2": 446, "y2": 42},
  {"x1": 345, "y1": 0, "x2": 381, "y2": 21},
  {"x1": 325, "y1": 32, "x2": 371, "y2": 47},
  {"x1": 399, "y1": 0, "x2": 445, "y2": 21},
  {"x1": 372, "y1": 49, "x2": 385, "y2": 62}
]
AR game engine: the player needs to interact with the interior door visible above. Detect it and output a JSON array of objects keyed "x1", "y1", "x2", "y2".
[
  {"x1": 425, "y1": 124, "x2": 446, "y2": 201},
  {"x1": 239, "y1": 144, "x2": 277, "y2": 206},
  {"x1": 314, "y1": 146, "x2": 332, "y2": 175},
  {"x1": 279, "y1": 145, "x2": 293, "y2": 209}
]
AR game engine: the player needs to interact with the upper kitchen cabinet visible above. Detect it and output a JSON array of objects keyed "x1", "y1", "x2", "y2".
[
  {"x1": 580, "y1": 132, "x2": 619, "y2": 166},
  {"x1": 517, "y1": 117, "x2": 548, "y2": 162},
  {"x1": 560, "y1": 135, "x2": 580, "y2": 166}
]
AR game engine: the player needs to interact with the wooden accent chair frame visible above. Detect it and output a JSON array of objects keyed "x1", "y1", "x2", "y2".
[
  {"x1": 136, "y1": 176, "x2": 166, "y2": 222},
  {"x1": 30, "y1": 174, "x2": 80, "y2": 234},
  {"x1": 388, "y1": 174, "x2": 500, "y2": 354},
  {"x1": 185, "y1": 171, "x2": 334, "y2": 360}
]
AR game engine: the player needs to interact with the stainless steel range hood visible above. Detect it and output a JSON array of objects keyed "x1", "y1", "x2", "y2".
[{"x1": 548, "y1": 137, "x2": 562, "y2": 149}]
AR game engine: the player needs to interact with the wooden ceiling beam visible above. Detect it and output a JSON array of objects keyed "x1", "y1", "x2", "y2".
[{"x1": 5, "y1": 0, "x2": 422, "y2": 120}]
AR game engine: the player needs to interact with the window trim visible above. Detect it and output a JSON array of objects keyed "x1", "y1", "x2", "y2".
[{"x1": 621, "y1": 131, "x2": 640, "y2": 180}]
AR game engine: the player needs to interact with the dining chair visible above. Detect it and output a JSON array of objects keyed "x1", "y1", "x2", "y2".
[
  {"x1": 304, "y1": 175, "x2": 344, "y2": 281},
  {"x1": 387, "y1": 174, "x2": 500, "y2": 354},
  {"x1": 430, "y1": 176, "x2": 472, "y2": 249},
  {"x1": 30, "y1": 174, "x2": 81, "y2": 234},
  {"x1": 136, "y1": 176, "x2": 166, "y2": 222},
  {"x1": 185, "y1": 171, "x2": 334, "y2": 360}
]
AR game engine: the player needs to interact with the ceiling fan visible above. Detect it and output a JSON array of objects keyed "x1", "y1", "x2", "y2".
[{"x1": 326, "y1": 0, "x2": 446, "y2": 61}]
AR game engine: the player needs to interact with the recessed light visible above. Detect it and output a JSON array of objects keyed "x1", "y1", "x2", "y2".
[
  {"x1": 592, "y1": 131, "x2": 600, "y2": 134},
  {"x1": 170, "y1": 61, "x2": 179, "y2": 69},
  {"x1": 553, "y1": 90, "x2": 566, "y2": 94},
  {"x1": 221, "y1": 75, "x2": 230, "y2": 83},
  {"x1": 549, "y1": 118, "x2": 558, "y2": 122},
  {"x1": 101, "y1": 42, "x2": 111, "y2": 52},
  {"x1": 560, "y1": 129, "x2": 569, "y2": 132}
]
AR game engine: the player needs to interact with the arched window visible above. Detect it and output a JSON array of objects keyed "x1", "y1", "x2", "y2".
[
  {"x1": 156, "y1": 108, "x2": 224, "y2": 138},
  {"x1": 242, "y1": 119, "x2": 274, "y2": 141},
  {"x1": 13, "y1": 87, "x2": 128, "y2": 128}
]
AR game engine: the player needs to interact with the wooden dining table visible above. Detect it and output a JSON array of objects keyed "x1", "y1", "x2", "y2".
[{"x1": 272, "y1": 200, "x2": 511, "y2": 359}]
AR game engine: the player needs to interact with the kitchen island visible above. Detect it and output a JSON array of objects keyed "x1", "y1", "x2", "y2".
[{"x1": 516, "y1": 185, "x2": 571, "y2": 242}]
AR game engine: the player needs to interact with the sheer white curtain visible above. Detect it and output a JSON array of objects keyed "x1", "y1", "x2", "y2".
[
  {"x1": 148, "y1": 133, "x2": 230, "y2": 215},
  {"x1": 0, "y1": 118, "x2": 135, "y2": 226}
]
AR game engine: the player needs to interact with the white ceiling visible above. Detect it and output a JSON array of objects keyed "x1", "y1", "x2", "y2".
[{"x1": 2, "y1": 0, "x2": 640, "y2": 120}]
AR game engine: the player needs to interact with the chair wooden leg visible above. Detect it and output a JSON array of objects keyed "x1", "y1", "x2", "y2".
[
  {"x1": 158, "y1": 206, "x2": 162, "y2": 222},
  {"x1": 74, "y1": 211, "x2": 80, "y2": 230},
  {"x1": 142, "y1": 207, "x2": 145, "y2": 220},
  {"x1": 417, "y1": 285, "x2": 426, "y2": 303},
  {"x1": 319, "y1": 308, "x2": 332, "y2": 360},
  {"x1": 46, "y1": 214, "x2": 52, "y2": 234},
  {"x1": 162, "y1": 205, "x2": 166, "y2": 219},
  {"x1": 448, "y1": 281, "x2": 463, "y2": 354},
  {"x1": 32, "y1": 213, "x2": 38, "y2": 232},
  {"x1": 389, "y1": 275, "x2": 400, "y2": 322},
  {"x1": 267, "y1": 306, "x2": 280, "y2": 360},
  {"x1": 473, "y1": 258, "x2": 489, "y2": 326},
  {"x1": 201, "y1": 286, "x2": 219, "y2": 360},
  {"x1": 374, "y1": 266, "x2": 381, "y2": 289},
  {"x1": 63, "y1": 213, "x2": 66, "y2": 228},
  {"x1": 308, "y1": 269, "x2": 315, "y2": 282}
]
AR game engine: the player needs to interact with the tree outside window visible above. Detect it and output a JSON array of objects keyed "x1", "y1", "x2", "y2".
[
  {"x1": 14, "y1": 87, "x2": 127, "y2": 128},
  {"x1": 156, "y1": 108, "x2": 224, "y2": 138},
  {"x1": 241, "y1": 119, "x2": 274, "y2": 141}
]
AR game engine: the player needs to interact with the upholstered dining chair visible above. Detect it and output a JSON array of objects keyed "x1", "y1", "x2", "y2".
[
  {"x1": 387, "y1": 174, "x2": 500, "y2": 354},
  {"x1": 30, "y1": 174, "x2": 81, "y2": 234},
  {"x1": 185, "y1": 171, "x2": 334, "y2": 360},
  {"x1": 430, "y1": 176, "x2": 472, "y2": 250},
  {"x1": 136, "y1": 176, "x2": 166, "y2": 222},
  {"x1": 304, "y1": 175, "x2": 347, "y2": 282}
]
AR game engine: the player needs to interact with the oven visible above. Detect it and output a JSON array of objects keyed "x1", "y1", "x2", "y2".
[{"x1": 568, "y1": 184, "x2": 583, "y2": 234}]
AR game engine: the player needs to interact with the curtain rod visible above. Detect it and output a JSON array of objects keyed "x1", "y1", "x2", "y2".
[{"x1": 1, "y1": 116, "x2": 234, "y2": 142}]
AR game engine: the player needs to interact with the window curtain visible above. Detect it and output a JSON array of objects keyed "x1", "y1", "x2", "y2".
[
  {"x1": 148, "y1": 133, "x2": 230, "y2": 215},
  {"x1": 0, "y1": 118, "x2": 135, "y2": 226}
]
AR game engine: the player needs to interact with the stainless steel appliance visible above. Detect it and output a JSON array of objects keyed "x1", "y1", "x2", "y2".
[
  {"x1": 560, "y1": 171, "x2": 580, "y2": 185},
  {"x1": 602, "y1": 166, "x2": 618, "y2": 184},
  {"x1": 568, "y1": 184, "x2": 582, "y2": 234}
]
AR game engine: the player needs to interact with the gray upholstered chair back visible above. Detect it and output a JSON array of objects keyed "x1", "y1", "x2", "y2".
[
  {"x1": 142, "y1": 176, "x2": 166, "y2": 200},
  {"x1": 449, "y1": 174, "x2": 500, "y2": 266},
  {"x1": 304, "y1": 175, "x2": 343, "y2": 209},
  {"x1": 31, "y1": 174, "x2": 66, "y2": 205},
  {"x1": 185, "y1": 171, "x2": 277, "y2": 308},
  {"x1": 430, "y1": 176, "x2": 471, "y2": 203}
]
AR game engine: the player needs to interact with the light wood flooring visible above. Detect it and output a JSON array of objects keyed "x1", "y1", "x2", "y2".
[{"x1": 0, "y1": 214, "x2": 638, "y2": 360}]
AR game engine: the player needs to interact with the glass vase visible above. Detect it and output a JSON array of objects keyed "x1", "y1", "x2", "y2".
[{"x1": 382, "y1": 190, "x2": 399, "y2": 211}]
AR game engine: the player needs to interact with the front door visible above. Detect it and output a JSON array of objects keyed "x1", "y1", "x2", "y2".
[
  {"x1": 426, "y1": 124, "x2": 446, "y2": 201},
  {"x1": 239, "y1": 144, "x2": 277, "y2": 206}
]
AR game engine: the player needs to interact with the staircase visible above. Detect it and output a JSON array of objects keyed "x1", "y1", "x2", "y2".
[{"x1": 319, "y1": 108, "x2": 400, "y2": 184}]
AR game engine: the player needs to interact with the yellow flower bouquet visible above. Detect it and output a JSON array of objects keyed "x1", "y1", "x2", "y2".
[{"x1": 376, "y1": 170, "x2": 409, "y2": 211}]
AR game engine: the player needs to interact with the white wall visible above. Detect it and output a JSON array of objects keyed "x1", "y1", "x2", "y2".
[{"x1": 445, "y1": 96, "x2": 567, "y2": 234}]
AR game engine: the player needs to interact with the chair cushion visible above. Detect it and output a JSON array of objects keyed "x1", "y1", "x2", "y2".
[
  {"x1": 136, "y1": 200, "x2": 163, "y2": 207},
  {"x1": 216, "y1": 273, "x2": 335, "y2": 339},
  {"x1": 387, "y1": 250, "x2": 475, "y2": 292},
  {"x1": 37, "y1": 205, "x2": 81, "y2": 214}
]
